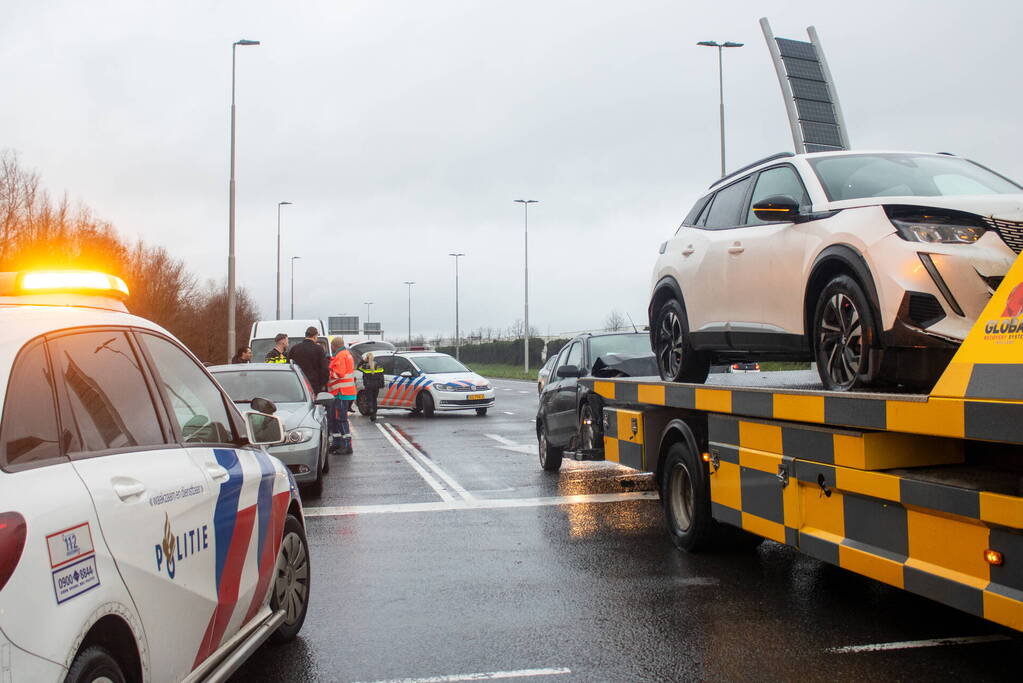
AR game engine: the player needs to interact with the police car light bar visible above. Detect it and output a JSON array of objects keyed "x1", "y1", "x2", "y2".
[{"x1": 14, "y1": 270, "x2": 129, "y2": 298}]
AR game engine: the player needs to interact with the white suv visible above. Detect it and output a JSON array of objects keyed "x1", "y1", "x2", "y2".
[
  {"x1": 649, "y1": 151, "x2": 1022, "y2": 390},
  {"x1": 0, "y1": 270, "x2": 308, "y2": 682}
]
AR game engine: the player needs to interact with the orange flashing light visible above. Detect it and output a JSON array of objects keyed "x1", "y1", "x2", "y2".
[
  {"x1": 17, "y1": 270, "x2": 129, "y2": 298},
  {"x1": 701, "y1": 452, "x2": 711, "y2": 462},
  {"x1": 984, "y1": 549, "x2": 1004, "y2": 566}
]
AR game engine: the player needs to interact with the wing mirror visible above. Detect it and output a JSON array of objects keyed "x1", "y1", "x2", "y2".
[
  {"x1": 250, "y1": 396, "x2": 277, "y2": 415},
  {"x1": 314, "y1": 391, "x2": 335, "y2": 407},
  {"x1": 244, "y1": 411, "x2": 285, "y2": 445},
  {"x1": 400, "y1": 371, "x2": 413, "y2": 378},
  {"x1": 556, "y1": 365, "x2": 581, "y2": 378},
  {"x1": 752, "y1": 195, "x2": 802, "y2": 222}
]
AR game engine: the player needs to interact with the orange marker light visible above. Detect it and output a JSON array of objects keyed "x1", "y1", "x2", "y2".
[
  {"x1": 701, "y1": 452, "x2": 711, "y2": 462},
  {"x1": 18, "y1": 270, "x2": 129, "y2": 297},
  {"x1": 984, "y1": 549, "x2": 1004, "y2": 566}
]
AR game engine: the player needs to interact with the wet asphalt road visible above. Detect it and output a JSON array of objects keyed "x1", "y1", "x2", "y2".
[{"x1": 232, "y1": 378, "x2": 1021, "y2": 682}]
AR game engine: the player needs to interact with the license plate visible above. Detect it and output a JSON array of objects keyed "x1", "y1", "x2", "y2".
[{"x1": 468, "y1": 393, "x2": 485, "y2": 400}]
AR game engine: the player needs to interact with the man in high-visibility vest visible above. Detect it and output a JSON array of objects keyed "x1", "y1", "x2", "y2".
[
  {"x1": 265, "y1": 333, "x2": 289, "y2": 363},
  {"x1": 327, "y1": 336, "x2": 357, "y2": 454}
]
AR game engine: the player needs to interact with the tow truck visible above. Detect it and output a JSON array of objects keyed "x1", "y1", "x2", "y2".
[{"x1": 565, "y1": 254, "x2": 1023, "y2": 632}]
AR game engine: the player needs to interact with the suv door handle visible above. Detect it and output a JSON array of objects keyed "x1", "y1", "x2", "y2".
[
  {"x1": 728, "y1": 242, "x2": 744, "y2": 254},
  {"x1": 681, "y1": 244, "x2": 695, "y2": 256},
  {"x1": 112, "y1": 479, "x2": 146, "y2": 501},
  {"x1": 205, "y1": 464, "x2": 230, "y2": 481}
]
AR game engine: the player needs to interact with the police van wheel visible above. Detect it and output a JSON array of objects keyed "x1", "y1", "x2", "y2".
[
  {"x1": 270, "y1": 515, "x2": 310, "y2": 644},
  {"x1": 66, "y1": 646, "x2": 126, "y2": 683},
  {"x1": 661, "y1": 441, "x2": 713, "y2": 552},
  {"x1": 419, "y1": 392, "x2": 436, "y2": 417}
]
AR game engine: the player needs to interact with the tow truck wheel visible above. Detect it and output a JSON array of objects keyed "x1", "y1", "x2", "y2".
[
  {"x1": 661, "y1": 441, "x2": 713, "y2": 552},
  {"x1": 66, "y1": 646, "x2": 126, "y2": 683},
  {"x1": 655, "y1": 299, "x2": 710, "y2": 383},
  {"x1": 538, "y1": 423, "x2": 563, "y2": 472},
  {"x1": 270, "y1": 514, "x2": 310, "y2": 644},
  {"x1": 813, "y1": 275, "x2": 880, "y2": 391}
]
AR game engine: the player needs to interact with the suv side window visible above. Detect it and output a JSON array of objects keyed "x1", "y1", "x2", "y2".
[
  {"x1": 138, "y1": 333, "x2": 236, "y2": 445},
  {"x1": 393, "y1": 357, "x2": 416, "y2": 376},
  {"x1": 51, "y1": 331, "x2": 166, "y2": 454},
  {"x1": 702, "y1": 176, "x2": 753, "y2": 229},
  {"x1": 682, "y1": 194, "x2": 712, "y2": 227},
  {"x1": 747, "y1": 166, "x2": 810, "y2": 224},
  {"x1": 0, "y1": 340, "x2": 63, "y2": 469}
]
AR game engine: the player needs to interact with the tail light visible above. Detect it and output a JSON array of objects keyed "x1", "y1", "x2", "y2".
[
  {"x1": 755, "y1": 363, "x2": 761, "y2": 370},
  {"x1": 0, "y1": 512, "x2": 27, "y2": 592},
  {"x1": 731, "y1": 363, "x2": 740, "y2": 370}
]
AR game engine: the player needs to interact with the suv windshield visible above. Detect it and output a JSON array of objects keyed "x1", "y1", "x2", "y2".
[
  {"x1": 809, "y1": 153, "x2": 1022, "y2": 201},
  {"x1": 587, "y1": 334, "x2": 651, "y2": 361},
  {"x1": 412, "y1": 355, "x2": 470, "y2": 374},
  {"x1": 213, "y1": 369, "x2": 307, "y2": 404}
]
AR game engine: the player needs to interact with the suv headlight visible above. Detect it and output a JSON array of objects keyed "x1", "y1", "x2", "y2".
[
  {"x1": 286, "y1": 427, "x2": 314, "y2": 444},
  {"x1": 886, "y1": 206, "x2": 986, "y2": 244}
]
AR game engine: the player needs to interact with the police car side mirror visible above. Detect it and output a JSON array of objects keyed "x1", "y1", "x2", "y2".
[
  {"x1": 244, "y1": 411, "x2": 285, "y2": 445},
  {"x1": 400, "y1": 371, "x2": 413, "y2": 378},
  {"x1": 314, "y1": 392, "x2": 334, "y2": 407}
]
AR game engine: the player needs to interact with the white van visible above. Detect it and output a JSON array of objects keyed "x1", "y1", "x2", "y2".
[{"x1": 249, "y1": 319, "x2": 329, "y2": 361}]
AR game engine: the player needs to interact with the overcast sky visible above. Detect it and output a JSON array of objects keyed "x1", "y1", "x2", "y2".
[{"x1": 4, "y1": 0, "x2": 1022, "y2": 341}]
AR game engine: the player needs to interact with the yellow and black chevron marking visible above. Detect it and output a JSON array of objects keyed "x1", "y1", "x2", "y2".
[
  {"x1": 602, "y1": 408, "x2": 645, "y2": 470},
  {"x1": 707, "y1": 415, "x2": 1023, "y2": 631},
  {"x1": 587, "y1": 378, "x2": 1023, "y2": 446}
]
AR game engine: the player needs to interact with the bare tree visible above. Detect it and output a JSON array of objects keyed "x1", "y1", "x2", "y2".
[{"x1": 604, "y1": 309, "x2": 626, "y2": 332}]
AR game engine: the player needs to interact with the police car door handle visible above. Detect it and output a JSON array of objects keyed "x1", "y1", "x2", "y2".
[
  {"x1": 205, "y1": 464, "x2": 230, "y2": 481},
  {"x1": 682, "y1": 244, "x2": 695, "y2": 256},
  {"x1": 112, "y1": 479, "x2": 146, "y2": 501}
]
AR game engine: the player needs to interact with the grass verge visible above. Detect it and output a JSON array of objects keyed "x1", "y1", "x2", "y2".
[
  {"x1": 759, "y1": 362, "x2": 812, "y2": 372},
  {"x1": 467, "y1": 363, "x2": 537, "y2": 382}
]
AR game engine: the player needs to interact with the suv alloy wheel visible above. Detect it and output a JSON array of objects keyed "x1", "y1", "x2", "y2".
[{"x1": 654, "y1": 299, "x2": 710, "y2": 383}]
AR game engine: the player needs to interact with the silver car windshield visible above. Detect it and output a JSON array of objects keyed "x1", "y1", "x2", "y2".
[
  {"x1": 213, "y1": 370, "x2": 307, "y2": 403},
  {"x1": 808, "y1": 153, "x2": 1022, "y2": 201}
]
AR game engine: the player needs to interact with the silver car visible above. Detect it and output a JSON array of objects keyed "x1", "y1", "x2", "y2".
[{"x1": 210, "y1": 363, "x2": 333, "y2": 492}]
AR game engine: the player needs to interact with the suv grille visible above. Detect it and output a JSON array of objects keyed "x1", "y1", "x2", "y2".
[{"x1": 983, "y1": 217, "x2": 1023, "y2": 254}]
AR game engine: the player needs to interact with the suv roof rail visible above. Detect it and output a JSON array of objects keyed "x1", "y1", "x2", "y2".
[{"x1": 710, "y1": 152, "x2": 795, "y2": 188}]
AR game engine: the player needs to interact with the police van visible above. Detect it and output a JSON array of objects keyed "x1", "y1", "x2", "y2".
[{"x1": 0, "y1": 271, "x2": 310, "y2": 682}]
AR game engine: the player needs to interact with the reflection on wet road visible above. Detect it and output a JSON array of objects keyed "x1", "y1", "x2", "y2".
[{"x1": 232, "y1": 379, "x2": 1020, "y2": 682}]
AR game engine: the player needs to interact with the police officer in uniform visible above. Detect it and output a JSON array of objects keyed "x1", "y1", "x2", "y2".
[{"x1": 265, "y1": 333, "x2": 289, "y2": 363}]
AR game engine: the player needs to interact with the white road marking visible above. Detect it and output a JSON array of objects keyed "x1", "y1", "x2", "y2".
[
  {"x1": 304, "y1": 491, "x2": 658, "y2": 517},
  {"x1": 353, "y1": 667, "x2": 571, "y2": 683},
  {"x1": 485, "y1": 434, "x2": 517, "y2": 446},
  {"x1": 503, "y1": 411, "x2": 515, "y2": 415},
  {"x1": 826, "y1": 634, "x2": 1012, "y2": 653},
  {"x1": 375, "y1": 422, "x2": 455, "y2": 503},
  {"x1": 485, "y1": 433, "x2": 537, "y2": 455},
  {"x1": 518, "y1": 390, "x2": 529, "y2": 394},
  {"x1": 383, "y1": 423, "x2": 474, "y2": 501}
]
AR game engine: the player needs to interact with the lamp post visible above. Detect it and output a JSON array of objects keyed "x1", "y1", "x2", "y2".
[
  {"x1": 290, "y1": 256, "x2": 300, "y2": 319},
  {"x1": 364, "y1": 302, "x2": 373, "y2": 326},
  {"x1": 514, "y1": 199, "x2": 537, "y2": 373},
  {"x1": 276, "y1": 201, "x2": 293, "y2": 320},
  {"x1": 448, "y1": 253, "x2": 464, "y2": 359},
  {"x1": 226, "y1": 38, "x2": 260, "y2": 363},
  {"x1": 403, "y1": 281, "x2": 415, "y2": 349},
  {"x1": 696, "y1": 40, "x2": 743, "y2": 177}
]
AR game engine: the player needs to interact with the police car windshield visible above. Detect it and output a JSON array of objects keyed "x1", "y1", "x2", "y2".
[
  {"x1": 412, "y1": 355, "x2": 470, "y2": 374},
  {"x1": 213, "y1": 369, "x2": 307, "y2": 404}
]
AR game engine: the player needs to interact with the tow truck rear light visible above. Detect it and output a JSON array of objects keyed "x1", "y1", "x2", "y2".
[
  {"x1": 0, "y1": 512, "x2": 27, "y2": 592},
  {"x1": 17, "y1": 270, "x2": 129, "y2": 298},
  {"x1": 985, "y1": 549, "x2": 1004, "y2": 566}
]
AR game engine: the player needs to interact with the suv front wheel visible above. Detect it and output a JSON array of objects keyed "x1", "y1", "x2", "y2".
[
  {"x1": 654, "y1": 299, "x2": 709, "y2": 383},
  {"x1": 812, "y1": 275, "x2": 881, "y2": 391}
]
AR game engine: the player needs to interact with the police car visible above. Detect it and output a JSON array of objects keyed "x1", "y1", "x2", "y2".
[
  {"x1": 355, "y1": 351, "x2": 495, "y2": 416},
  {"x1": 0, "y1": 271, "x2": 309, "y2": 682}
]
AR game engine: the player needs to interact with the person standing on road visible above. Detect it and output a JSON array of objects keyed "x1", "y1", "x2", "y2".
[
  {"x1": 265, "y1": 333, "x2": 289, "y2": 363},
  {"x1": 288, "y1": 326, "x2": 330, "y2": 393},
  {"x1": 327, "y1": 337, "x2": 357, "y2": 454},
  {"x1": 357, "y1": 352, "x2": 385, "y2": 422},
  {"x1": 232, "y1": 346, "x2": 253, "y2": 363}
]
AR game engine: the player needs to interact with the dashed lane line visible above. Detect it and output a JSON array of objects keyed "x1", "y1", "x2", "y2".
[
  {"x1": 353, "y1": 667, "x2": 572, "y2": 683},
  {"x1": 826, "y1": 634, "x2": 1012, "y2": 653},
  {"x1": 304, "y1": 491, "x2": 659, "y2": 517},
  {"x1": 375, "y1": 422, "x2": 455, "y2": 503}
]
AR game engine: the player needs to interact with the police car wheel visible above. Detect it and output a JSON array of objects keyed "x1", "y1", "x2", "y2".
[
  {"x1": 661, "y1": 441, "x2": 713, "y2": 552},
  {"x1": 475, "y1": 407, "x2": 488, "y2": 416},
  {"x1": 66, "y1": 645, "x2": 126, "y2": 683},
  {"x1": 270, "y1": 515, "x2": 310, "y2": 643},
  {"x1": 419, "y1": 392, "x2": 435, "y2": 417}
]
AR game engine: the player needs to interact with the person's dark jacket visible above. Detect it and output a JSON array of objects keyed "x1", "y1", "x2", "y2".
[
  {"x1": 288, "y1": 339, "x2": 329, "y2": 393},
  {"x1": 357, "y1": 362, "x2": 385, "y2": 390}
]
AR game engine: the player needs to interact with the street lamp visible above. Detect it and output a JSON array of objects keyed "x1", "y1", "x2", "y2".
[
  {"x1": 290, "y1": 256, "x2": 301, "y2": 319},
  {"x1": 448, "y1": 253, "x2": 464, "y2": 360},
  {"x1": 514, "y1": 199, "x2": 538, "y2": 373},
  {"x1": 276, "y1": 201, "x2": 293, "y2": 320},
  {"x1": 403, "y1": 281, "x2": 415, "y2": 349},
  {"x1": 226, "y1": 37, "x2": 260, "y2": 362},
  {"x1": 696, "y1": 40, "x2": 743, "y2": 177}
]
